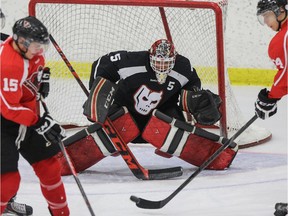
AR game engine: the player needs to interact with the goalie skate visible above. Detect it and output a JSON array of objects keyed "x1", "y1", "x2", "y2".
[{"x1": 2, "y1": 198, "x2": 33, "y2": 216}]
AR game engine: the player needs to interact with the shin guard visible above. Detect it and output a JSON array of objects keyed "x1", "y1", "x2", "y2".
[{"x1": 142, "y1": 110, "x2": 238, "y2": 170}]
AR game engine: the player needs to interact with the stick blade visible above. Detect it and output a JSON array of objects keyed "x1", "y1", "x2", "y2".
[
  {"x1": 130, "y1": 196, "x2": 164, "y2": 209},
  {"x1": 148, "y1": 166, "x2": 183, "y2": 180}
]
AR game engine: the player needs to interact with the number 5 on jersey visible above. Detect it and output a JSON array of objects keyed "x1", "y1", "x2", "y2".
[{"x1": 167, "y1": 81, "x2": 175, "y2": 90}]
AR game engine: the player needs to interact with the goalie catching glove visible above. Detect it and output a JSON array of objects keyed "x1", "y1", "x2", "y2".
[
  {"x1": 32, "y1": 113, "x2": 66, "y2": 145},
  {"x1": 180, "y1": 89, "x2": 222, "y2": 125}
]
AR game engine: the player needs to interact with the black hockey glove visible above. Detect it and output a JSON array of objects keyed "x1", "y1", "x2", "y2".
[
  {"x1": 37, "y1": 67, "x2": 50, "y2": 99},
  {"x1": 180, "y1": 89, "x2": 222, "y2": 125},
  {"x1": 32, "y1": 113, "x2": 66, "y2": 145},
  {"x1": 274, "y1": 203, "x2": 288, "y2": 216},
  {"x1": 255, "y1": 88, "x2": 278, "y2": 120}
]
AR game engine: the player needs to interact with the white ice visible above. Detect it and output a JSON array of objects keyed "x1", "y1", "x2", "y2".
[{"x1": 16, "y1": 86, "x2": 287, "y2": 216}]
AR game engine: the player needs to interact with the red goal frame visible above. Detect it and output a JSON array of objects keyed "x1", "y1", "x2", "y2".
[{"x1": 29, "y1": 0, "x2": 228, "y2": 137}]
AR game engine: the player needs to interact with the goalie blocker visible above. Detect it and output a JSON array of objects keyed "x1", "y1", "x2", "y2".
[{"x1": 142, "y1": 110, "x2": 238, "y2": 170}]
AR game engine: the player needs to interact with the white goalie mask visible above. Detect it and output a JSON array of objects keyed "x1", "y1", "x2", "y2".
[
  {"x1": 149, "y1": 39, "x2": 177, "y2": 84},
  {"x1": 134, "y1": 85, "x2": 163, "y2": 115}
]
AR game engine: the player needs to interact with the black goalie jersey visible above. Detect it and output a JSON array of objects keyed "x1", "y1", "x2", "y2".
[{"x1": 89, "y1": 50, "x2": 201, "y2": 128}]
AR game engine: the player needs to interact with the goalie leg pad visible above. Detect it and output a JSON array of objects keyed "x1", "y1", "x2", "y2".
[
  {"x1": 57, "y1": 132, "x2": 115, "y2": 176},
  {"x1": 108, "y1": 106, "x2": 140, "y2": 143},
  {"x1": 58, "y1": 106, "x2": 140, "y2": 176},
  {"x1": 178, "y1": 134, "x2": 237, "y2": 170},
  {"x1": 142, "y1": 112, "x2": 237, "y2": 170}
]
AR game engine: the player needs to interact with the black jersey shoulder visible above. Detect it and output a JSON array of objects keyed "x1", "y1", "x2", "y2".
[
  {"x1": 173, "y1": 54, "x2": 193, "y2": 78},
  {"x1": 169, "y1": 54, "x2": 201, "y2": 89},
  {"x1": 90, "y1": 50, "x2": 150, "y2": 88},
  {"x1": 112, "y1": 50, "x2": 150, "y2": 68}
]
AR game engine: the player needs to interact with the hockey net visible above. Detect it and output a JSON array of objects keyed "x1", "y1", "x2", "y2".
[{"x1": 29, "y1": 0, "x2": 271, "y2": 148}]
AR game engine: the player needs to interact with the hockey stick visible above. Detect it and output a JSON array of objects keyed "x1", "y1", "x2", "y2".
[
  {"x1": 40, "y1": 98, "x2": 96, "y2": 216},
  {"x1": 130, "y1": 114, "x2": 258, "y2": 209},
  {"x1": 49, "y1": 34, "x2": 183, "y2": 180}
]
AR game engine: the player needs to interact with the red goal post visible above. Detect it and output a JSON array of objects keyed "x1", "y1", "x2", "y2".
[{"x1": 29, "y1": 0, "x2": 271, "y2": 148}]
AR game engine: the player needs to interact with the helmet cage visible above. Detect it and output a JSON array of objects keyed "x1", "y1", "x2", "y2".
[
  {"x1": 149, "y1": 39, "x2": 176, "y2": 84},
  {"x1": 150, "y1": 55, "x2": 175, "y2": 84}
]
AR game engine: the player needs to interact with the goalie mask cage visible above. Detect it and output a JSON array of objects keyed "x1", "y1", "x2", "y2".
[{"x1": 29, "y1": 0, "x2": 271, "y2": 148}]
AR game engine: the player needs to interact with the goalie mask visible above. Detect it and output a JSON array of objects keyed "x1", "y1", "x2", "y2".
[{"x1": 149, "y1": 39, "x2": 177, "y2": 84}]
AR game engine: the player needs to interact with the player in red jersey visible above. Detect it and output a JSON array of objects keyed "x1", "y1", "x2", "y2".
[
  {"x1": 0, "y1": 16, "x2": 70, "y2": 216},
  {"x1": 255, "y1": 1, "x2": 287, "y2": 216},
  {"x1": 255, "y1": 0, "x2": 287, "y2": 119},
  {"x1": 1, "y1": 9, "x2": 34, "y2": 216}
]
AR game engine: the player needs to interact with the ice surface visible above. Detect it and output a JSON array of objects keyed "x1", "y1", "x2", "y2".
[{"x1": 15, "y1": 86, "x2": 287, "y2": 216}]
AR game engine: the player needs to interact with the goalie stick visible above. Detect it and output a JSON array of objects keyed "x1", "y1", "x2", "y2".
[
  {"x1": 49, "y1": 34, "x2": 183, "y2": 180},
  {"x1": 40, "y1": 98, "x2": 96, "y2": 216},
  {"x1": 130, "y1": 114, "x2": 258, "y2": 209}
]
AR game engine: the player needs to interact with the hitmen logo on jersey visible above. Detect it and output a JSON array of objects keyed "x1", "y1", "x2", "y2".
[
  {"x1": 24, "y1": 66, "x2": 43, "y2": 95},
  {"x1": 133, "y1": 85, "x2": 163, "y2": 115}
]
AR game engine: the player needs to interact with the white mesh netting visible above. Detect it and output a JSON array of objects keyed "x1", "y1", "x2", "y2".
[{"x1": 29, "y1": 0, "x2": 271, "y2": 147}]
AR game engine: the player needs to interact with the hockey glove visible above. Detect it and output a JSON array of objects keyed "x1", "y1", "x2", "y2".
[
  {"x1": 274, "y1": 203, "x2": 288, "y2": 216},
  {"x1": 37, "y1": 67, "x2": 50, "y2": 99},
  {"x1": 180, "y1": 89, "x2": 222, "y2": 125},
  {"x1": 255, "y1": 88, "x2": 278, "y2": 120},
  {"x1": 33, "y1": 113, "x2": 66, "y2": 145}
]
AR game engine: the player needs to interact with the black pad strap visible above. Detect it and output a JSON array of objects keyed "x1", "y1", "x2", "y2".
[
  {"x1": 63, "y1": 123, "x2": 102, "y2": 146},
  {"x1": 96, "y1": 128, "x2": 117, "y2": 153},
  {"x1": 153, "y1": 110, "x2": 237, "y2": 148},
  {"x1": 155, "y1": 110, "x2": 195, "y2": 132},
  {"x1": 109, "y1": 106, "x2": 126, "y2": 121},
  {"x1": 167, "y1": 129, "x2": 184, "y2": 155}
]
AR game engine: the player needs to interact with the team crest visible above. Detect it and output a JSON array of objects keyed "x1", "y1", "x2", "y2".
[{"x1": 133, "y1": 85, "x2": 163, "y2": 115}]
